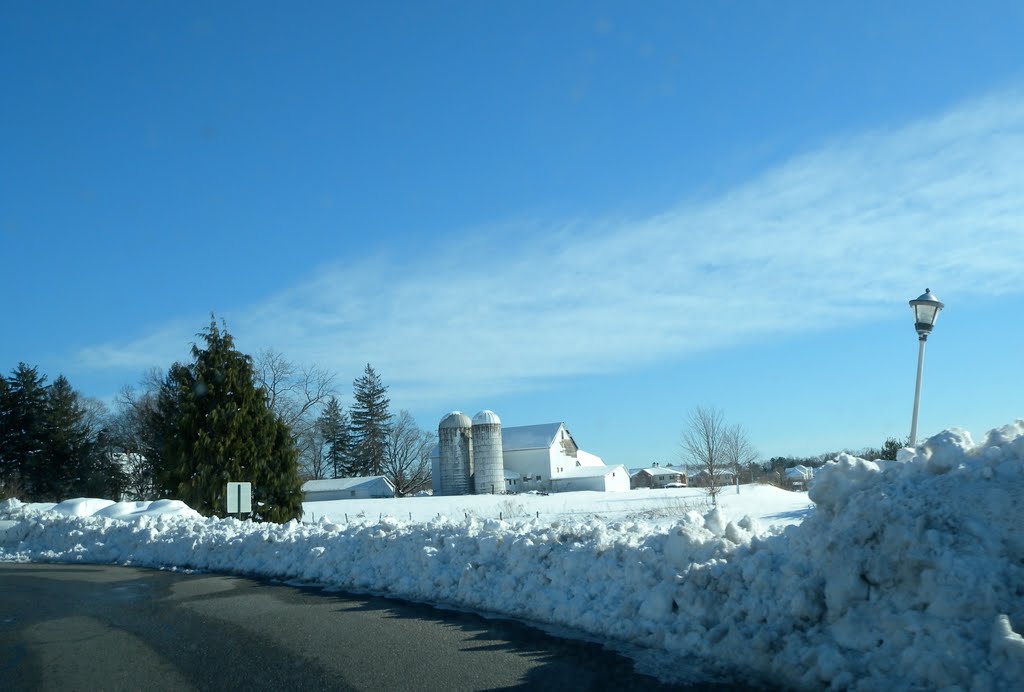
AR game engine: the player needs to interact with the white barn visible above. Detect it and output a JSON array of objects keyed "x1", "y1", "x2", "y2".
[
  {"x1": 431, "y1": 421, "x2": 620, "y2": 494},
  {"x1": 302, "y1": 476, "x2": 395, "y2": 501},
  {"x1": 501, "y1": 422, "x2": 579, "y2": 492}
]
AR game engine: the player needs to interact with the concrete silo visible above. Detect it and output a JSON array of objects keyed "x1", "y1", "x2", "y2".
[
  {"x1": 472, "y1": 410, "x2": 504, "y2": 494},
  {"x1": 438, "y1": 411, "x2": 473, "y2": 496}
]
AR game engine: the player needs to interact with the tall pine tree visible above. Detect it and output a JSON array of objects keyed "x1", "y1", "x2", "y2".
[
  {"x1": 154, "y1": 318, "x2": 303, "y2": 521},
  {"x1": 0, "y1": 364, "x2": 49, "y2": 498},
  {"x1": 316, "y1": 396, "x2": 353, "y2": 478},
  {"x1": 38, "y1": 375, "x2": 96, "y2": 501},
  {"x1": 349, "y1": 364, "x2": 391, "y2": 476}
]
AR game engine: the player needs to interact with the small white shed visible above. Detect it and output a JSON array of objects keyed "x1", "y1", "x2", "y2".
[
  {"x1": 302, "y1": 476, "x2": 395, "y2": 501},
  {"x1": 550, "y1": 464, "x2": 630, "y2": 492}
]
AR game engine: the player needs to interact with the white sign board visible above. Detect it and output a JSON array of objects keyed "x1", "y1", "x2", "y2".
[{"x1": 226, "y1": 482, "x2": 252, "y2": 514}]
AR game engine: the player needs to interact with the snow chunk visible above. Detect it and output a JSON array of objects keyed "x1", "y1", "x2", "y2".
[{"x1": 51, "y1": 498, "x2": 116, "y2": 516}]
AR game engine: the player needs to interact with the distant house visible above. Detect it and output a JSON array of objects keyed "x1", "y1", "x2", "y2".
[
  {"x1": 550, "y1": 465, "x2": 630, "y2": 492},
  {"x1": 784, "y1": 465, "x2": 814, "y2": 490},
  {"x1": 630, "y1": 466, "x2": 687, "y2": 489},
  {"x1": 302, "y1": 476, "x2": 395, "y2": 501},
  {"x1": 689, "y1": 469, "x2": 737, "y2": 488}
]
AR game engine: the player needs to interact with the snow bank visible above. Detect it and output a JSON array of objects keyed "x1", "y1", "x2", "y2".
[{"x1": 3, "y1": 422, "x2": 1024, "y2": 690}]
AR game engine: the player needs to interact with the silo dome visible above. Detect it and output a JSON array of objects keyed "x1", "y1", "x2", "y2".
[
  {"x1": 472, "y1": 410, "x2": 501, "y2": 426},
  {"x1": 439, "y1": 411, "x2": 472, "y2": 429}
]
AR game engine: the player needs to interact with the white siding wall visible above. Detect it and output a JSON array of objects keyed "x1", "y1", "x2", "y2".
[
  {"x1": 550, "y1": 476, "x2": 607, "y2": 492},
  {"x1": 503, "y1": 448, "x2": 552, "y2": 490},
  {"x1": 550, "y1": 441, "x2": 578, "y2": 472},
  {"x1": 603, "y1": 467, "x2": 630, "y2": 492}
]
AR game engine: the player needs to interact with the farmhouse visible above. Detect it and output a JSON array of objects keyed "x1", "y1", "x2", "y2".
[
  {"x1": 630, "y1": 466, "x2": 688, "y2": 489},
  {"x1": 301, "y1": 476, "x2": 395, "y2": 501}
]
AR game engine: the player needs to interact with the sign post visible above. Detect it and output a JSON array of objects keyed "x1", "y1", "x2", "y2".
[{"x1": 226, "y1": 482, "x2": 252, "y2": 519}]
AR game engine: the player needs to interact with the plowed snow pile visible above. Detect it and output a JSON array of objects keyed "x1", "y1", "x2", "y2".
[{"x1": 3, "y1": 422, "x2": 1023, "y2": 689}]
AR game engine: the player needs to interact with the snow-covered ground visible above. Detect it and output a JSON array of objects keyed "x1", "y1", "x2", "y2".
[
  {"x1": 300, "y1": 482, "x2": 813, "y2": 529},
  {"x1": 3, "y1": 422, "x2": 1024, "y2": 690}
]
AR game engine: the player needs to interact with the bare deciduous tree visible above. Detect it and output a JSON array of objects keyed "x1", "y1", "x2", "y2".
[
  {"x1": 108, "y1": 376, "x2": 163, "y2": 500},
  {"x1": 253, "y1": 349, "x2": 337, "y2": 478},
  {"x1": 723, "y1": 423, "x2": 759, "y2": 487},
  {"x1": 679, "y1": 405, "x2": 728, "y2": 506},
  {"x1": 79, "y1": 396, "x2": 109, "y2": 439},
  {"x1": 381, "y1": 410, "x2": 434, "y2": 497},
  {"x1": 305, "y1": 435, "x2": 330, "y2": 480},
  {"x1": 254, "y1": 349, "x2": 336, "y2": 430}
]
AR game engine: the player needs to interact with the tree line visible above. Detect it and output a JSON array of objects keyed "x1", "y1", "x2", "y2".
[
  {"x1": 762, "y1": 436, "x2": 906, "y2": 476},
  {"x1": 0, "y1": 365, "x2": 122, "y2": 502},
  {"x1": 1, "y1": 317, "x2": 435, "y2": 521}
]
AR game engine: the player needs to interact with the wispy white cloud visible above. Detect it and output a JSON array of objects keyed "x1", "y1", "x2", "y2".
[{"x1": 77, "y1": 88, "x2": 1024, "y2": 407}]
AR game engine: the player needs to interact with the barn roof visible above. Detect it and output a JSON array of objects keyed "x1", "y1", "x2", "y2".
[
  {"x1": 302, "y1": 476, "x2": 393, "y2": 493},
  {"x1": 501, "y1": 422, "x2": 564, "y2": 451},
  {"x1": 575, "y1": 449, "x2": 605, "y2": 467}
]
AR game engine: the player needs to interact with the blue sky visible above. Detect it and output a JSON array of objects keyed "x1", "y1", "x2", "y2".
[{"x1": 3, "y1": 1, "x2": 1024, "y2": 465}]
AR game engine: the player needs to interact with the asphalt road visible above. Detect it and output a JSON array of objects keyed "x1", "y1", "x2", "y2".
[{"x1": 0, "y1": 563, "x2": 754, "y2": 691}]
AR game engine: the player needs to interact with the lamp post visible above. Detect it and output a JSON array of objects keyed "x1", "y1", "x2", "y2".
[{"x1": 908, "y1": 288, "x2": 944, "y2": 446}]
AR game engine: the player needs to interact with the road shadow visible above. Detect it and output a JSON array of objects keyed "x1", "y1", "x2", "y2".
[{"x1": 253, "y1": 576, "x2": 782, "y2": 691}]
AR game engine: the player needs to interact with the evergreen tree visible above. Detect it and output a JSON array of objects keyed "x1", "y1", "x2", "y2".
[
  {"x1": 0, "y1": 366, "x2": 117, "y2": 501},
  {"x1": 0, "y1": 364, "x2": 49, "y2": 498},
  {"x1": 38, "y1": 375, "x2": 96, "y2": 501},
  {"x1": 349, "y1": 364, "x2": 391, "y2": 476},
  {"x1": 154, "y1": 318, "x2": 303, "y2": 521},
  {"x1": 877, "y1": 437, "x2": 908, "y2": 461},
  {"x1": 317, "y1": 396, "x2": 353, "y2": 478}
]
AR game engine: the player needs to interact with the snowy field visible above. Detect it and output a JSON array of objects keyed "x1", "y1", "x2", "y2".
[
  {"x1": 3, "y1": 421, "x2": 1024, "y2": 690},
  {"x1": 300, "y1": 483, "x2": 813, "y2": 529}
]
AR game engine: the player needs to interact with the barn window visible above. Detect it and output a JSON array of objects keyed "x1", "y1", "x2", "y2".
[{"x1": 535, "y1": 475, "x2": 541, "y2": 481}]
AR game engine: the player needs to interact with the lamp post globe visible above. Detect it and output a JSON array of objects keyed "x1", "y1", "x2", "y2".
[
  {"x1": 910, "y1": 288, "x2": 945, "y2": 340},
  {"x1": 908, "y1": 289, "x2": 944, "y2": 447}
]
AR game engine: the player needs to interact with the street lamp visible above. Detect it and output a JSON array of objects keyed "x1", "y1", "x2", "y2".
[{"x1": 908, "y1": 288, "x2": 944, "y2": 446}]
